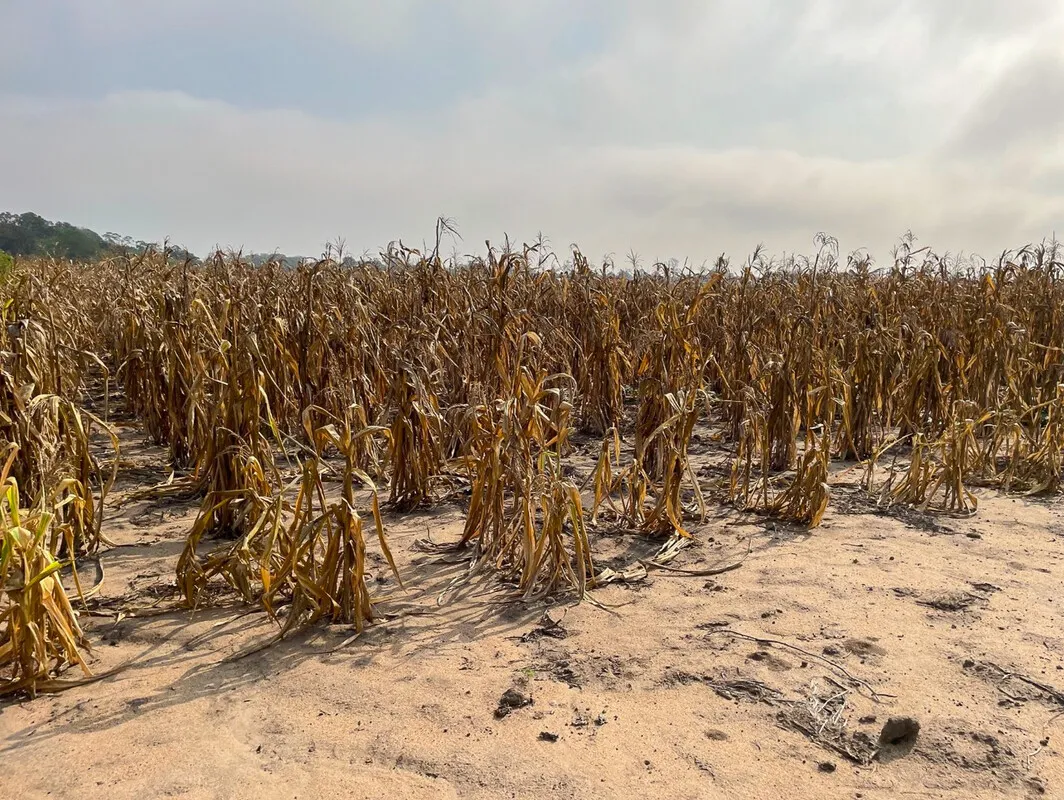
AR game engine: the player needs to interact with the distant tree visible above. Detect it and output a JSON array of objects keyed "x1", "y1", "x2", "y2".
[
  {"x1": 52, "y1": 221, "x2": 107, "y2": 260},
  {"x1": 0, "y1": 212, "x2": 37, "y2": 254},
  {"x1": 0, "y1": 211, "x2": 198, "y2": 263},
  {"x1": 0, "y1": 211, "x2": 109, "y2": 259},
  {"x1": 104, "y1": 232, "x2": 139, "y2": 249}
]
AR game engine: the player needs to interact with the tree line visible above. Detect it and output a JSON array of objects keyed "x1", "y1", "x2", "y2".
[{"x1": 0, "y1": 211, "x2": 196, "y2": 263}]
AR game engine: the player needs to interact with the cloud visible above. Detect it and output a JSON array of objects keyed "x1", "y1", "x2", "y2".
[
  {"x1": 0, "y1": 1, "x2": 1062, "y2": 261},
  {"x1": 949, "y1": 53, "x2": 1064, "y2": 155}
]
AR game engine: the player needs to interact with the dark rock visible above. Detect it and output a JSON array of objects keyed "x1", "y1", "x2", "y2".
[{"x1": 495, "y1": 688, "x2": 532, "y2": 719}]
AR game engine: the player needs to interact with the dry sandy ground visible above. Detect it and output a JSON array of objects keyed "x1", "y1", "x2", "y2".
[{"x1": 4, "y1": 426, "x2": 1064, "y2": 799}]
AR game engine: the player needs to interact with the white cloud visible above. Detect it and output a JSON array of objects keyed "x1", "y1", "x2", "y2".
[{"x1": 1, "y1": 1, "x2": 1062, "y2": 261}]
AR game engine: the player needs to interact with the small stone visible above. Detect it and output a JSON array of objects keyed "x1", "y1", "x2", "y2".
[
  {"x1": 538, "y1": 731, "x2": 559, "y2": 743},
  {"x1": 495, "y1": 688, "x2": 532, "y2": 719},
  {"x1": 817, "y1": 761, "x2": 836, "y2": 773}
]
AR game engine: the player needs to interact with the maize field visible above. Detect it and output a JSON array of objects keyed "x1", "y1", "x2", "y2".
[{"x1": 3, "y1": 232, "x2": 1064, "y2": 696}]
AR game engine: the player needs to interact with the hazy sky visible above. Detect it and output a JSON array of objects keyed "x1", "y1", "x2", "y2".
[{"x1": 2, "y1": 1, "x2": 1063, "y2": 262}]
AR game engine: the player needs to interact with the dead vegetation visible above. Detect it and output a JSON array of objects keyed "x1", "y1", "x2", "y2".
[{"x1": 4, "y1": 231, "x2": 1064, "y2": 697}]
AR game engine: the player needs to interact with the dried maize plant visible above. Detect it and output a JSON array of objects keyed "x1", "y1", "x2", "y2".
[
  {"x1": 435, "y1": 320, "x2": 481, "y2": 411},
  {"x1": 158, "y1": 288, "x2": 219, "y2": 470},
  {"x1": 874, "y1": 409, "x2": 980, "y2": 514},
  {"x1": 339, "y1": 394, "x2": 386, "y2": 479},
  {"x1": 747, "y1": 272, "x2": 818, "y2": 472},
  {"x1": 762, "y1": 357, "x2": 800, "y2": 472},
  {"x1": 623, "y1": 314, "x2": 687, "y2": 530},
  {"x1": 717, "y1": 262, "x2": 764, "y2": 440},
  {"x1": 1, "y1": 264, "x2": 107, "y2": 400},
  {"x1": 284, "y1": 261, "x2": 389, "y2": 465},
  {"x1": 633, "y1": 287, "x2": 709, "y2": 481},
  {"x1": 859, "y1": 434, "x2": 891, "y2": 496},
  {"x1": 442, "y1": 402, "x2": 492, "y2": 462},
  {"x1": 119, "y1": 287, "x2": 207, "y2": 468},
  {"x1": 286, "y1": 260, "x2": 389, "y2": 437},
  {"x1": 26, "y1": 394, "x2": 116, "y2": 557},
  {"x1": 771, "y1": 425, "x2": 832, "y2": 527},
  {"x1": 3, "y1": 313, "x2": 71, "y2": 399},
  {"x1": 0, "y1": 270, "x2": 119, "y2": 560},
  {"x1": 387, "y1": 361, "x2": 445, "y2": 510},
  {"x1": 114, "y1": 285, "x2": 165, "y2": 444},
  {"x1": 965, "y1": 273, "x2": 1026, "y2": 414},
  {"x1": 0, "y1": 366, "x2": 117, "y2": 556},
  {"x1": 892, "y1": 327, "x2": 950, "y2": 438},
  {"x1": 175, "y1": 305, "x2": 286, "y2": 604},
  {"x1": 175, "y1": 491, "x2": 285, "y2": 607},
  {"x1": 110, "y1": 255, "x2": 233, "y2": 474},
  {"x1": 639, "y1": 389, "x2": 706, "y2": 537},
  {"x1": 728, "y1": 394, "x2": 772, "y2": 513},
  {"x1": 0, "y1": 449, "x2": 91, "y2": 697},
  {"x1": 1009, "y1": 384, "x2": 1064, "y2": 494},
  {"x1": 568, "y1": 250, "x2": 630, "y2": 434},
  {"x1": 529, "y1": 478, "x2": 594, "y2": 600},
  {"x1": 194, "y1": 312, "x2": 281, "y2": 527},
  {"x1": 173, "y1": 404, "x2": 399, "y2": 632},
  {"x1": 633, "y1": 371, "x2": 671, "y2": 484},
  {"x1": 291, "y1": 260, "x2": 329, "y2": 419},
  {"x1": 459, "y1": 342, "x2": 593, "y2": 599},
  {"x1": 934, "y1": 414, "x2": 980, "y2": 513},
  {"x1": 974, "y1": 409, "x2": 1027, "y2": 491},
  {"x1": 884, "y1": 434, "x2": 938, "y2": 509},
  {"x1": 835, "y1": 325, "x2": 893, "y2": 461},
  {"x1": 589, "y1": 427, "x2": 622, "y2": 524},
  {"x1": 481, "y1": 251, "x2": 532, "y2": 399},
  {"x1": 259, "y1": 414, "x2": 398, "y2": 636}
]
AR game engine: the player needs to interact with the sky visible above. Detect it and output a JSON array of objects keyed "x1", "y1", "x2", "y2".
[{"x1": 1, "y1": 0, "x2": 1063, "y2": 264}]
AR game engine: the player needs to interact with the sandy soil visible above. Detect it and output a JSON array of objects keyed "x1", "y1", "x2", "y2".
[{"x1": 4, "y1": 424, "x2": 1064, "y2": 799}]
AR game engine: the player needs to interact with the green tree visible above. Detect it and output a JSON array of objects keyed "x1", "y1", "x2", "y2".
[
  {"x1": 0, "y1": 249, "x2": 14, "y2": 279},
  {"x1": 0, "y1": 212, "x2": 108, "y2": 260},
  {"x1": 0, "y1": 210, "x2": 199, "y2": 263}
]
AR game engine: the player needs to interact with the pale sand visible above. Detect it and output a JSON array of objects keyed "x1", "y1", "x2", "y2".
[{"x1": 3, "y1": 424, "x2": 1063, "y2": 799}]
